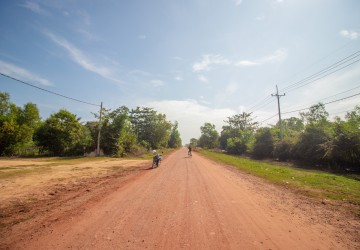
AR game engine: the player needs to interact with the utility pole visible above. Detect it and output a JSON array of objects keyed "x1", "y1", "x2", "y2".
[
  {"x1": 96, "y1": 102, "x2": 103, "y2": 156},
  {"x1": 272, "y1": 85, "x2": 285, "y2": 139}
]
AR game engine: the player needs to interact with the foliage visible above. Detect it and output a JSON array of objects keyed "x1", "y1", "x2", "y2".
[
  {"x1": 273, "y1": 138, "x2": 295, "y2": 161},
  {"x1": 100, "y1": 106, "x2": 135, "y2": 156},
  {"x1": 226, "y1": 137, "x2": 247, "y2": 154},
  {"x1": 35, "y1": 109, "x2": 91, "y2": 156},
  {"x1": 252, "y1": 128, "x2": 274, "y2": 159},
  {"x1": 198, "y1": 123, "x2": 219, "y2": 149},
  {"x1": 130, "y1": 107, "x2": 172, "y2": 149},
  {"x1": 189, "y1": 138, "x2": 198, "y2": 147},
  {"x1": 168, "y1": 121, "x2": 182, "y2": 148},
  {"x1": 219, "y1": 112, "x2": 257, "y2": 154},
  {"x1": 0, "y1": 92, "x2": 41, "y2": 156},
  {"x1": 322, "y1": 106, "x2": 360, "y2": 171},
  {"x1": 300, "y1": 102, "x2": 329, "y2": 124},
  {"x1": 198, "y1": 149, "x2": 360, "y2": 204},
  {"x1": 293, "y1": 122, "x2": 332, "y2": 165}
]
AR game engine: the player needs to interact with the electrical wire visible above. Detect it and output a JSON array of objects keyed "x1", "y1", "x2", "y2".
[
  {"x1": 280, "y1": 51, "x2": 360, "y2": 94},
  {"x1": 282, "y1": 92, "x2": 360, "y2": 115},
  {"x1": 282, "y1": 84, "x2": 360, "y2": 113},
  {"x1": 0, "y1": 72, "x2": 100, "y2": 107}
]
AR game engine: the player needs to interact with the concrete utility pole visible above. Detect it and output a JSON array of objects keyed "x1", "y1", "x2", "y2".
[
  {"x1": 96, "y1": 102, "x2": 103, "y2": 156},
  {"x1": 272, "y1": 85, "x2": 285, "y2": 139}
]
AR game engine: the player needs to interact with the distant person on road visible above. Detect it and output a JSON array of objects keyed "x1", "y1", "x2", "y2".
[{"x1": 188, "y1": 145, "x2": 192, "y2": 156}]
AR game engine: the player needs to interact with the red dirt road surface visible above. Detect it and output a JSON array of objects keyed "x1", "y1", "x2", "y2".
[{"x1": 2, "y1": 148, "x2": 358, "y2": 249}]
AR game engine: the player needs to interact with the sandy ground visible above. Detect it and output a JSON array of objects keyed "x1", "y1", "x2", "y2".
[{"x1": 0, "y1": 148, "x2": 359, "y2": 249}]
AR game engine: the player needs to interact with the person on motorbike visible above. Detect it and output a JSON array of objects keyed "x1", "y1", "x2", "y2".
[
  {"x1": 188, "y1": 145, "x2": 192, "y2": 156},
  {"x1": 152, "y1": 150, "x2": 162, "y2": 168}
]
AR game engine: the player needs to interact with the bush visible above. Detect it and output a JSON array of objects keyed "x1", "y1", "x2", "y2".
[{"x1": 252, "y1": 128, "x2": 274, "y2": 159}]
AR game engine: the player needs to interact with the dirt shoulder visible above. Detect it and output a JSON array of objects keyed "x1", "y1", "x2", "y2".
[{"x1": 0, "y1": 157, "x2": 151, "y2": 243}]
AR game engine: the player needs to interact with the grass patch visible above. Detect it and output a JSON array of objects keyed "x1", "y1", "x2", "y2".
[
  {"x1": 0, "y1": 167, "x2": 51, "y2": 179},
  {"x1": 110, "y1": 165, "x2": 125, "y2": 171},
  {"x1": 199, "y1": 150, "x2": 360, "y2": 204}
]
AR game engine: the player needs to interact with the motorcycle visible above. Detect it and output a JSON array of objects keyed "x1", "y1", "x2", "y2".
[{"x1": 152, "y1": 153, "x2": 162, "y2": 168}]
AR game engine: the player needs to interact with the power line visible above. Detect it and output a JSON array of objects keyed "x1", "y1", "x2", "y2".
[
  {"x1": 246, "y1": 50, "x2": 360, "y2": 115},
  {"x1": 282, "y1": 92, "x2": 360, "y2": 115},
  {"x1": 259, "y1": 113, "x2": 278, "y2": 124},
  {"x1": 258, "y1": 92, "x2": 359, "y2": 125},
  {"x1": 249, "y1": 98, "x2": 275, "y2": 113},
  {"x1": 0, "y1": 72, "x2": 100, "y2": 107},
  {"x1": 282, "y1": 84, "x2": 360, "y2": 113},
  {"x1": 280, "y1": 51, "x2": 360, "y2": 94}
]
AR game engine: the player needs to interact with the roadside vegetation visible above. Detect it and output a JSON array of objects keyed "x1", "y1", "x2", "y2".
[
  {"x1": 198, "y1": 150, "x2": 360, "y2": 205},
  {"x1": 190, "y1": 103, "x2": 360, "y2": 173},
  {"x1": 0, "y1": 92, "x2": 182, "y2": 158}
]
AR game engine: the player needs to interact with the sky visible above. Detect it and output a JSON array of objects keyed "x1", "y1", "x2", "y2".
[{"x1": 0, "y1": 0, "x2": 360, "y2": 144}]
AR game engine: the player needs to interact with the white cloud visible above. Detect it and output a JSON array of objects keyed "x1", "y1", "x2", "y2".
[
  {"x1": 151, "y1": 79, "x2": 165, "y2": 87},
  {"x1": 138, "y1": 35, "x2": 147, "y2": 40},
  {"x1": 259, "y1": 49, "x2": 288, "y2": 64},
  {"x1": 339, "y1": 30, "x2": 359, "y2": 40},
  {"x1": 198, "y1": 75, "x2": 208, "y2": 83},
  {"x1": 144, "y1": 99, "x2": 235, "y2": 143},
  {"x1": 192, "y1": 54, "x2": 231, "y2": 72},
  {"x1": 175, "y1": 75, "x2": 183, "y2": 81},
  {"x1": 236, "y1": 60, "x2": 260, "y2": 66},
  {"x1": 233, "y1": 0, "x2": 243, "y2": 6},
  {"x1": 0, "y1": 60, "x2": 52, "y2": 86},
  {"x1": 44, "y1": 31, "x2": 123, "y2": 84},
  {"x1": 255, "y1": 15, "x2": 265, "y2": 21},
  {"x1": 19, "y1": 1, "x2": 50, "y2": 16},
  {"x1": 236, "y1": 48, "x2": 288, "y2": 67},
  {"x1": 193, "y1": 49, "x2": 287, "y2": 71},
  {"x1": 225, "y1": 82, "x2": 239, "y2": 95}
]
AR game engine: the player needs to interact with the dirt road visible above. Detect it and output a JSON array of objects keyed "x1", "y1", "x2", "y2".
[{"x1": 2, "y1": 148, "x2": 358, "y2": 249}]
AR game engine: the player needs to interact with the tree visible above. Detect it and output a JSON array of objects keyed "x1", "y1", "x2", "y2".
[
  {"x1": 130, "y1": 107, "x2": 171, "y2": 149},
  {"x1": 35, "y1": 109, "x2": 91, "y2": 156},
  {"x1": 293, "y1": 103, "x2": 333, "y2": 165},
  {"x1": 293, "y1": 124, "x2": 332, "y2": 165},
  {"x1": 100, "y1": 106, "x2": 137, "y2": 156},
  {"x1": 0, "y1": 93, "x2": 40, "y2": 155},
  {"x1": 252, "y1": 128, "x2": 274, "y2": 159},
  {"x1": 220, "y1": 112, "x2": 258, "y2": 154},
  {"x1": 322, "y1": 106, "x2": 360, "y2": 171},
  {"x1": 189, "y1": 138, "x2": 198, "y2": 147},
  {"x1": 300, "y1": 103, "x2": 329, "y2": 124},
  {"x1": 168, "y1": 121, "x2": 182, "y2": 148},
  {"x1": 198, "y1": 123, "x2": 219, "y2": 149}
]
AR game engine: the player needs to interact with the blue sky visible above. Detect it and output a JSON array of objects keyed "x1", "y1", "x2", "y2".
[{"x1": 1, "y1": 0, "x2": 360, "y2": 144}]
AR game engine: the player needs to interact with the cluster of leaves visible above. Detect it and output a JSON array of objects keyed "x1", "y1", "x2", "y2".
[
  {"x1": 196, "y1": 103, "x2": 360, "y2": 172},
  {"x1": 0, "y1": 92, "x2": 181, "y2": 157}
]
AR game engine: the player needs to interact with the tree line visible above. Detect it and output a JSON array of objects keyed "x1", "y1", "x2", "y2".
[
  {"x1": 191, "y1": 103, "x2": 360, "y2": 172},
  {"x1": 0, "y1": 92, "x2": 182, "y2": 157}
]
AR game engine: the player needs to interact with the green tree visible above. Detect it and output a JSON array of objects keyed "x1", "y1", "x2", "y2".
[
  {"x1": 323, "y1": 106, "x2": 360, "y2": 171},
  {"x1": 100, "y1": 106, "x2": 137, "y2": 156},
  {"x1": 168, "y1": 121, "x2": 182, "y2": 148},
  {"x1": 252, "y1": 128, "x2": 274, "y2": 159},
  {"x1": 293, "y1": 123, "x2": 332, "y2": 165},
  {"x1": 220, "y1": 112, "x2": 258, "y2": 154},
  {"x1": 0, "y1": 93, "x2": 40, "y2": 155},
  {"x1": 35, "y1": 109, "x2": 90, "y2": 156},
  {"x1": 294, "y1": 104, "x2": 333, "y2": 165},
  {"x1": 300, "y1": 102, "x2": 329, "y2": 124},
  {"x1": 189, "y1": 138, "x2": 198, "y2": 147},
  {"x1": 130, "y1": 107, "x2": 171, "y2": 149},
  {"x1": 198, "y1": 123, "x2": 219, "y2": 149}
]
